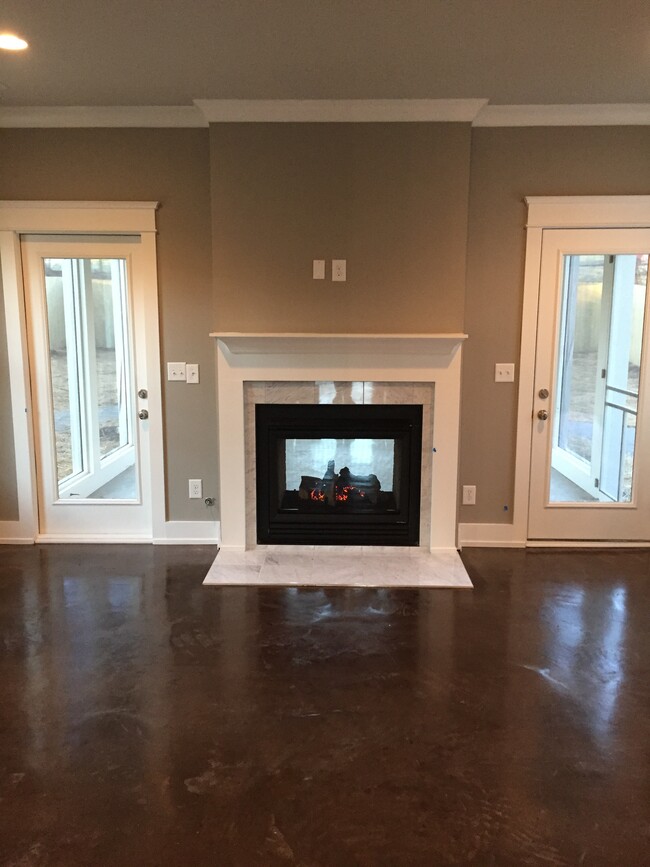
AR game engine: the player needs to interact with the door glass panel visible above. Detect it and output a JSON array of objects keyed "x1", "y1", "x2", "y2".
[
  {"x1": 44, "y1": 259, "x2": 84, "y2": 483},
  {"x1": 92, "y1": 260, "x2": 130, "y2": 458},
  {"x1": 550, "y1": 253, "x2": 648, "y2": 503},
  {"x1": 43, "y1": 257, "x2": 138, "y2": 501}
]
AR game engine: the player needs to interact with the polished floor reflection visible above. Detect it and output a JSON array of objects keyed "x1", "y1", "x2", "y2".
[{"x1": 0, "y1": 544, "x2": 648, "y2": 866}]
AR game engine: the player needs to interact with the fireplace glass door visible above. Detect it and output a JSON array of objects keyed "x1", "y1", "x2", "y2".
[
  {"x1": 256, "y1": 404, "x2": 422, "y2": 545},
  {"x1": 282, "y1": 436, "x2": 400, "y2": 514}
]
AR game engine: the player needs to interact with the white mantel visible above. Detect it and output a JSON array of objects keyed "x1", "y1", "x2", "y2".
[
  {"x1": 210, "y1": 332, "x2": 467, "y2": 356},
  {"x1": 212, "y1": 332, "x2": 467, "y2": 552}
]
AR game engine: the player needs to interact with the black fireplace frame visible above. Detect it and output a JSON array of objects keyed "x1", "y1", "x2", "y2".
[{"x1": 255, "y1": 403, "x2": 422, "y2": 546}]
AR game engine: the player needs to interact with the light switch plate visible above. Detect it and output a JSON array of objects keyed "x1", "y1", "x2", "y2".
[
  {"x1": 167, "y1": 362, "x2": 186, "y2": 381},
  {"x1": 186, "y1": 363, "x2": 199, "y2": 384},
  {"x1": 313, "y1": 259, "x2": 325, "y2": 280},
  {"x1": 495, "y1": 363, "x2": 515, "y2": 382}
]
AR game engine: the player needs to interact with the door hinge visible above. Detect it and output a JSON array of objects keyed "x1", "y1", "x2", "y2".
[
  {"x1": 595, "y1": 478, "x2": 599, "y2": 488},
  {"x1": 601, "y1": 369, "x2": 606, "y2": 379}
]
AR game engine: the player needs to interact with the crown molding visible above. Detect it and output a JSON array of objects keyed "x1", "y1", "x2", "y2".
[
  {"x1": 194, "y1": 99, "x2": 488, "y2": 123},
  {"x1": 0, "y1": 105, "x2": 207, "y2": 128},
  {"x1": 1, "y1": 101, "x2": 649, "y2": 128},
  {"x1": 474, "y1": 103, "x2": 650, "y2": 127}
]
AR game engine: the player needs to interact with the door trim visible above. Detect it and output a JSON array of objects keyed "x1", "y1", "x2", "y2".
[
  {"x1": 0, "y1": 201, "x2": 165, "y2": 543},
  {"x1": 459, "y1": 195, "x2": 650, "y2": 548}
]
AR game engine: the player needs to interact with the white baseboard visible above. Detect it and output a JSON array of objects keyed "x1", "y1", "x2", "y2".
[
  {"x1": 526, "y1": 540, "x2": 650, "y2": 549},
  {"x1": 153, "y1": 521, "x2": 220, "y2": 545},
  {"x1": 458, "y1": 523, "x2": 526, "y2": 548},
  {"x1": 1, "y1": 521, "x2": 220, "y2": 545},
  {"x1": 36, "y1": 533, "x2": 153, "y2": 544},
  {"x1": 0, "y1": 519, "x2": 35, "y2": 545}
]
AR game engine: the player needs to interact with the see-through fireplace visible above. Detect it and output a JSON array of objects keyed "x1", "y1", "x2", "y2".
[{"x1": 255, "y1": 404, "x2": 422, "y2": 545}]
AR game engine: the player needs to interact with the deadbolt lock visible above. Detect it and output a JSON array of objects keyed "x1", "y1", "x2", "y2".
[
  {"x1": 538, "y1": 388, "x2": 549, "y2": 399},
  {"x1": 138, "y1": 388, "x2": 148, "y2": 399}
]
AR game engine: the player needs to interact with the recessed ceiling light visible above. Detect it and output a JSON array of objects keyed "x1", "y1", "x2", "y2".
[{"x1": 0, "y1": 33, "x2": 29, "y2": 51}]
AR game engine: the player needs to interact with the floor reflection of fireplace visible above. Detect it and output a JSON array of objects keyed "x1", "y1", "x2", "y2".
[{"x1": 256, "y1": 404, "x2": 422, "y2": 545}]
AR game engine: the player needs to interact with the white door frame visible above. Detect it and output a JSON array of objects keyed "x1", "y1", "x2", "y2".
[
  {"x1": 459, "y1": 195, "x2": 650, "y2": 549},
  {"x1": 0, "y1": 201, "x2": 166, "y2": 543}
]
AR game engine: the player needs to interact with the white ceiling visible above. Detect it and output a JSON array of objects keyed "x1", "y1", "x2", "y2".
[{"x1": 0, "y1": 0, "x2": 649, "y2": 108}]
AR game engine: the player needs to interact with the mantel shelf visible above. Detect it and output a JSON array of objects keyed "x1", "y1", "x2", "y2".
[{"x1": 210, "y1": 332, "x2": 468, "y2": 356}]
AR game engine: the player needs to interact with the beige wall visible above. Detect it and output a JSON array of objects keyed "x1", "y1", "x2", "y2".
[
  {"x1": 210, "y1": 123, "x2": 471, "y2": 332},
  {"x1": 0, "y1": 129, "x2": 216, "y2": 522},
  {"x1": 0, "y1": 267, "x2": 19, "y2": 521},
  {"x1": 460, "y1": 126, "x2": 650, "y2": 524}
]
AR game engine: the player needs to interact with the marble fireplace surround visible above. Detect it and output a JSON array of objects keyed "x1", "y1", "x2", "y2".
[{"x1": 212, "y1": 333, "x2": 467, "y2": 553}]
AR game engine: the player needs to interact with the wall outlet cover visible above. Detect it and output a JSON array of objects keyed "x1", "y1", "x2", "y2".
[
  {"x1": 332, "y1": 259, "x2": 346, "y2": 282},
  {"x1": 462, "y1": 485, "x2": 476, "y2": 505}
]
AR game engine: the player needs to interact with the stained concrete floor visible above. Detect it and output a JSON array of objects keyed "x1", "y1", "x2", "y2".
[{"x1": 1, "y1": 544, "x2": 648, "y2": 866}]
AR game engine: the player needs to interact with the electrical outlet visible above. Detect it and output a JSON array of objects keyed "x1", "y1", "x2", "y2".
[
  {"x1": 462, "y1": 485, "x2": 476, "y2": 505},
  {"x1": 189, "y1": 479, "x2": 202, "y2": 499},
  {"x1": 167, "y1": 362, "x2": 186, "y2": 381},
  {"x1": 186, "y1": 363, "x2": 199, "y2": 384},
  {"x1": 495, "y1": 363, "x2": 515, "y2": 383}
]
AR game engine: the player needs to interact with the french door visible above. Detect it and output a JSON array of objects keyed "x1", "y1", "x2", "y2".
[
  {"x1": 528, "y1": 228, "x2": 650, "y2": 541},
  {"x1": 22, "y1": 237, "x2": 154, "y2": 539}
]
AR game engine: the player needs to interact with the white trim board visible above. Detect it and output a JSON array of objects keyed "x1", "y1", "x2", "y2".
[
  {"x1": 0, "y1": 522, "x2": 35, "y2": 545},
  {"x1": 511, "y1": 195, "x2": 650, "y2": 547},
  {"x1": 213, "y1": 337, "x2": 464, "y2": 552},
  {"x1": 525, "y1": 196, "x2": 650, "y2": 229},
  {"x1": 195, "y1": 99, "x2": 487, "y2": 123},
  {"x1": 457, "y1": 524, "x2": 650, "y2": 549},
  {"x1": 1, "y1": 101, "x2": 649, "y2": 128},
  {"x1": 0, "y1": 201, "x2": 166, "y2": 544},
  {"x1": 0, "y1": 106, "x2": 207, "y2": 128},
  {"x1": 474, "y1": 103, "x2": 650, "y2": 127},
  {"x1": 0, "y1": 200, "x2": 159, "y2": 233},
  {"x1": 458, "y1": 523, "x2": 526, "y2": 549},
  {"x1": 153, "y1": 521, "x2": 219, "y2": 545},
  {"x1": 212, "y1": 332, "x2": 468, "y2": 356}
]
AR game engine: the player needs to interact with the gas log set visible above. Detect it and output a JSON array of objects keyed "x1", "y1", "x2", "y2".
[{"x1": 294, "y1": 459, "x2": 389, "y2": 510}]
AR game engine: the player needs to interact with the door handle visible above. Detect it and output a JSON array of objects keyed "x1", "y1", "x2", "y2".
[
  {"x1": 138, "y1": 409, "x2": 149, "y2": 420},
  {"x1": 537, "y1": 409, "x2": 548, "y2": 421}
]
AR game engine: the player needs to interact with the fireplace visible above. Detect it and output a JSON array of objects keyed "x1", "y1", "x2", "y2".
[
  {"x1": 255, "y1": 404, "x2": 422, "y2": 545},
  {"x1": 211, "y1": 332, "x2": 467, "y2": 552}
]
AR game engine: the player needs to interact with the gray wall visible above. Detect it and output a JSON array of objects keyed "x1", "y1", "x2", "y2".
[
  {"x1": 0, "y1": 128, "x2": 216, "y2": 522},
  {"x1": 211, "y1": 123, "x2": 472, "y2": 333},
  {"x1": 460, "y1": 126, "x2": 650, "y2": 523},
  {"x1": 1, "y1": 124, "x2": 650, "y2": 530}
]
